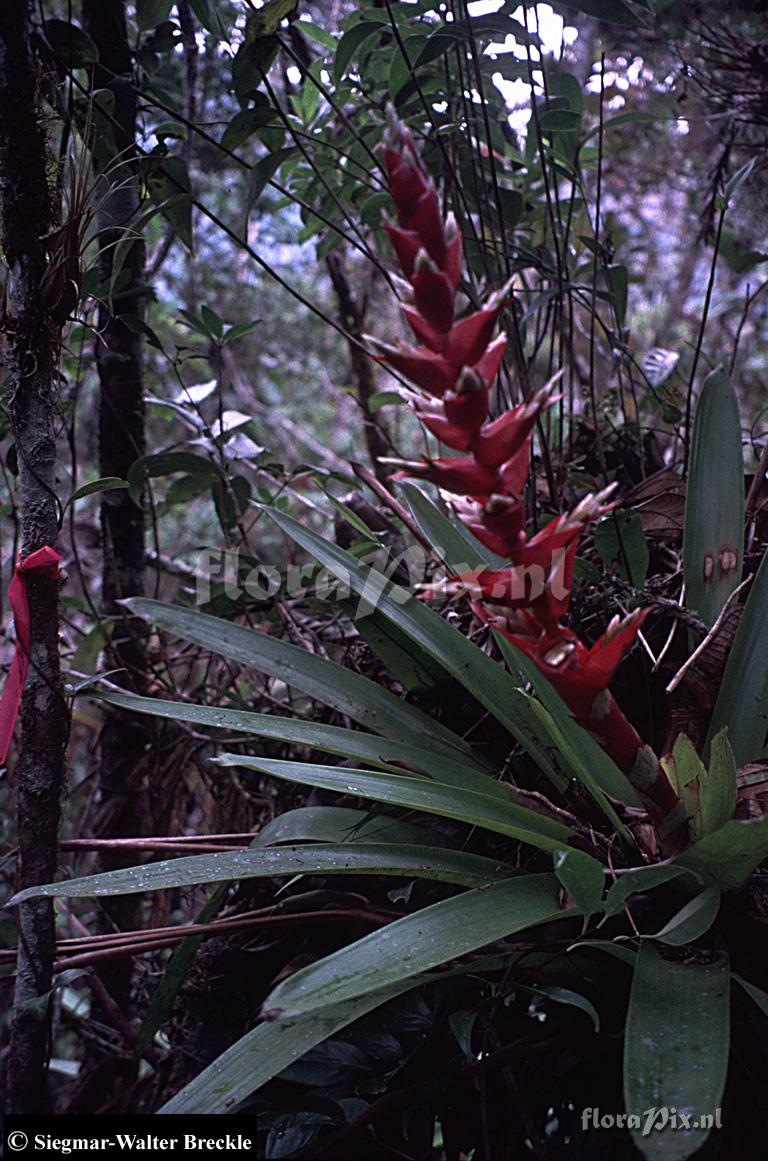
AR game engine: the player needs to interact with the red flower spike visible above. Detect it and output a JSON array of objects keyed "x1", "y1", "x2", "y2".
[
  {"x1": 380, "y1": 110, "x2": 686, "y2": 844},
  {"x1": 411, "y1": 251, "x2": 456, "y2": 333}
]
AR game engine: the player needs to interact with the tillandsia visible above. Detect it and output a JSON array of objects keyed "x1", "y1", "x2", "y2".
[{"x1": 371, "y1": 108, "x2": 687, "y2": 851}]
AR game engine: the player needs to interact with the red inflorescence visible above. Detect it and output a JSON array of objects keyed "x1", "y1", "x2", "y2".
[{"x1": 371, "y1": 109, "x2": 659, "y2": 787}]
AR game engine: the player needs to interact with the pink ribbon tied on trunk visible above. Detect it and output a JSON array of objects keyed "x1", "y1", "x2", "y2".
[{"x1": 0, "y1": 546, "x2": 62, "y2": 764}]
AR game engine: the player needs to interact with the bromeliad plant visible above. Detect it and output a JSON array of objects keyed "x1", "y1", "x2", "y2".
[
  {"x1": 371, "y1": 110, "x2": 686, "y2": 852},
  {"x1": 10, "y1": 113, "x2": 768, "y2": 1159}
]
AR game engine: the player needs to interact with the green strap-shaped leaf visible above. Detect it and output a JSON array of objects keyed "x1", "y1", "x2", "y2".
[
  {"x1": 124, "y1": 598, "x2": 474, "y2": 761},
  {"x1": 684, "y1": 368, "x2": 744, "y2": 628},
  {"x1": 262, "y1": 874, "x2": 566, "y2": 1019},
  {"x1": 706, "y1": 547, "x2": 768, "y2": 766},
  {"x1": 401, "y1": 481, "x2": 506, "y2": 569},
  {"x1": 159, "y1": 979, "x2": 422, "y2": 1114},
  {"x1": 215, "y1": 755, "x2": 575, "y2": 852},
  {"x1": 699, "y1": 728, "x2": 737, "y2": 836},
  {"x1": 675, "y1": 813, "x2": 768, "y2": 892},
  {"x1": 94, "y1": 689, "x2": 502, "y2": 796},
  {"x1": 624, "y1": 944, "x2": 730, "y2": 1161},
  {"x1": 9, "y1": 843, "x2": 514, "y2": 906},
  {"x1": 252, "y1": 806, "x2": 442, "y2": 847},
  {"x1": 262, "y1": 507, "x2": 637, "y2": 831}
]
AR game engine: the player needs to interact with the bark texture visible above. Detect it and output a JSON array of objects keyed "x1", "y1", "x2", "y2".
[
  {"x1": 0, "y1": 0, "x2": 68, "y2": 1112},
  {"x1": 82, "y1": 0, "x2": 149, "y2": 1008},
  {"x1": 326, "y1": 252, "x2": 391, "y2": 482}
]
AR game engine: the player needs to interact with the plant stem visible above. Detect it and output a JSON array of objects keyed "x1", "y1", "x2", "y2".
[{"x1": 0, "y1": 0, "x2": 69, "y2": 1112}]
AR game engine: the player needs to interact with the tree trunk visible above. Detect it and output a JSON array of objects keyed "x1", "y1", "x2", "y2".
[
  {"x1": 326, "y1": 253, "x2": 391, "y2": 483},
  {"x1": 0, "y1": 0, "x2": 69, "y2": 1112},
  {"x1": 82, "y1": 0, "x2": 149, "y2": 1009}
]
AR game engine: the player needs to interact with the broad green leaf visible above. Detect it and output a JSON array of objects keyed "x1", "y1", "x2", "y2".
[
  {"x1": 10, "y1": 844, "x2": 513, "y2": 906},
  {"x1": 146, "y1": 155, "x2": 194, "y2": 252},
  {"x1": 676, "y1": 814, "x2": 768, "y2": 892},
  {"x1": 297, "y1": 18, "x2": 338, "y2": 52},
  {"x1": 43, "y1": 19, "x2": 99, "y2": 67},
  {"x1": 684, "y1": 369, "x2": 744, "y2": 628},
  {"x1": 700, "y1": 729, "x2": 737, "y2": 836},
  {"x1": 334, "y1": 21, "x2": 383, "y2": 84},
  {"x1": 262, "y1": 874, "x2": 566, "y2": 1019},
  {"x1": 65, "y1": 477, "x2": 128, "y2": 508},
  {"x1": 124, "y1": 598, "x2": 473, "y2": 761},
  {"x1": 215, "y1": 755, "x2": 575, "y2": 852},
  {"x1": 126, "y1": 452, "x2": 221, "y2": 503},
  {"x1": 94, "y1": 690, "x2": 501, "y2": 795},
  {"x1": 651, "y1": 885, "x2": 721, "y2": 946},
  {"x1": 595, "y1": 509, "x2": 649, "y2": 588},
  {"x1": 506, "y1": 688, "x2": 635, "y2": 844},
  {"x1": 336, "y1": 600, "x2": 448, "y2": 694},
  {"x1": 221, "y1": 108, "x2": 276, "y2": 153},
  {"x1": 554, "y1": 848, "x2": 604, "y2": 919},
  {"x1": 624, "y1": 944, "x2": 730, "y2": 1161},
  {"x1": 538, "y1": 108, "x2": 582, "y2": 131},
  {"x1": 707, "y1": 547, "x2": 768, "y2": 766},
  {"x1": 526, "y1": 983, "x2": 600, "y2": 1032},
  {"x1": 245, "y1": 147, "x2": 296, "y2": 220},
  {"x1": 582, "y1": 111, "x2": 659, "y2": 142},
  {"x1": 602, "y1": 866, "x2": 695, "y2": 922},
  {"x1": 661, "y1": 733, "x2": 703, "y2": 838},
  {"x1": 263, "y1": 506, "x2": 636, "y2": 823}
]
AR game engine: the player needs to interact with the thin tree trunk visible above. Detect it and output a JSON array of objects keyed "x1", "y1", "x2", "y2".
[
  {"x1": 325, "y1": 252, "x2": 391, "y2": 482},
  {"x1": 0, "y1": 0, "x2": 69, "y2": 1112},
  {"x1": 82, "y1": 0, "x2": 149, "y2": 1007}
]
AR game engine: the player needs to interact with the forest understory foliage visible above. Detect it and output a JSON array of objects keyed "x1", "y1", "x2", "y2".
[{"x1": 1, "y1": 0, "x2": 768, "y2": 1157}]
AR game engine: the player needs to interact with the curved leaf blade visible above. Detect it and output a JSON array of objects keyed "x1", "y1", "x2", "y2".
[
  {"x1": 262, "y1": 506, "x2": 634, "y2": 824},
  {"x1": 706, "y1": 548, "x2": 768, "y2": 766},
  {"x1": 684, "y1": 368, "x2": 744, "y2": 628},
  {"x1": 9, "y1": 843, "x2": 513, "y2": 906},
  {"x1": 624, "y1": 944, "x2": 730, "y2": 1161},
  {"x1": 95, "y1": 689, "x2": 502, "y2": 796},
  {"x1": 216, "y1": 754, "x2": 575, "y2": 852},
  {"x1": 262, "y1": 874, "x2": 566, "y2": 1019},
  {"x1": 124, "y1": 598, "x2": 473, "y2": 761}
]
